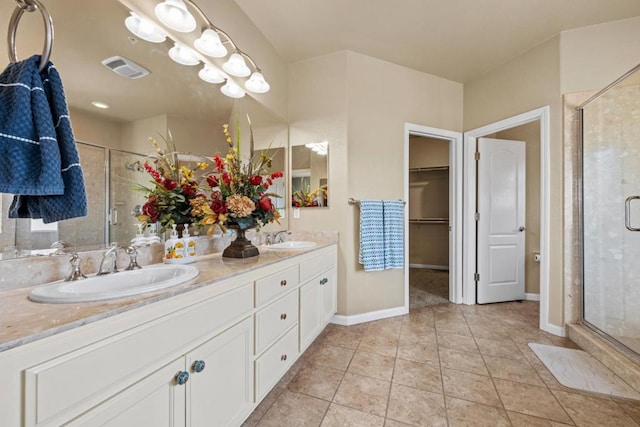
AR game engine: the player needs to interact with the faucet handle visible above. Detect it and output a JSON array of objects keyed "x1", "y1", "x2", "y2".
[
  {"x1": 50, "y1": 240, "x2": 72, "y2": 255},
  {"x1": 65, "y1": 252, "x2": 87, "y2": 281},
  {"x1": 123, "y1": 246, "x2": 142, "y2": 270}
]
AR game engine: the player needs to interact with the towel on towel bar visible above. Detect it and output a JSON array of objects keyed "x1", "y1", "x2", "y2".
[
  {"x1": 0, "y1": 55, "x2": 87, "y2": 223},
  {"x1": 358, "y1": 199, "x2": 404, "y2": 271}
]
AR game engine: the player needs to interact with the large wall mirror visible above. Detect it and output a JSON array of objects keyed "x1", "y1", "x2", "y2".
[
  {"x1": 291, "y1": 142, "x2": 328, "y2": 207},
  {"x1": 0, "y1": 0, "x2": 287, "y2": 258}
]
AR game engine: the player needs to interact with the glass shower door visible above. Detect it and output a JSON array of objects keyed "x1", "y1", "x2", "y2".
[{"x1": 581, "y1": 67, "x2": 640, "y2": 355}]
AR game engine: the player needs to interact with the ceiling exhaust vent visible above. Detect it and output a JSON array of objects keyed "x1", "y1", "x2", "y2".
[{"x1": 101, "y1": 56, "x2": 150, "y2": 79}]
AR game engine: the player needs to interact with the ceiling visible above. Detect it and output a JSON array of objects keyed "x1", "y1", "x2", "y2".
[{"x1": 234, "y1": 0, "x2": 640, "y2": 83}]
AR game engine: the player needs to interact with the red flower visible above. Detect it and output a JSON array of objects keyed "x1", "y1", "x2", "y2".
[
  {"x1": 144, "y1": 162, "x2": 163, "y2": 183},
  {"x1": 221, "y1": 172, "x2": 232, "y2": 184},
  {"x1": 181, "y1": 184, "x2": 197, "y2": 198},
  {"x1": 142, "y1": 197, "x2": 160, "y2": 222},
  {"x1": 163, "y1": 179, "x2": 178, "y2": 191},
  {"x1": 270, "y1": 171, "x2": 283, "y2": 179},
  {"x1": 258, "y1": 195, "x2": 274, "y2": 212},
  {"x1": 213, "y1": 154, "x2": 225, "y2": 173},
  {"x1": 249, "y1": 175, "x2": 262, "y2": 186},
  {"x1": 206, "y1": 175, "x2": 219, "y2": 188},
  {"x1": 210, "y1": 199, "x2": 227, "y2": 214}
]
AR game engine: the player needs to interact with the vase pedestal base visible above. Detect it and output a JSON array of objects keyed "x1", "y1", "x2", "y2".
[{"x1": 222, "y1": 228, "x2": 259, "y2": 258}]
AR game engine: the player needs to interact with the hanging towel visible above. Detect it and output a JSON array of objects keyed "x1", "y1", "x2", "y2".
[
  {"x1": 358, "y1": 200, "x2": 385, "y2": 271},
  {"x1": 382, "y1": 200, "x2": 404, "y2": 269},
  {"x1": 0, "y1": 55, "x2": 87, "y2": 223}
]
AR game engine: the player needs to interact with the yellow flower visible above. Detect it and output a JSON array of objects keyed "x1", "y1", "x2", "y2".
[{"x1": 197, "y1": 162, "x2": 208, "y2": 170}]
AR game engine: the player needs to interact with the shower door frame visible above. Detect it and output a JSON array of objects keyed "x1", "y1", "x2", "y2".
[{"x1": 576, "y1": 63, "x2": 640, "y2": 363}]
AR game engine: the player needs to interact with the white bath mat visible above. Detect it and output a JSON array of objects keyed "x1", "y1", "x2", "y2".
[{"x1": 529, "y1": 343, "x2": 640, "y2": 400}]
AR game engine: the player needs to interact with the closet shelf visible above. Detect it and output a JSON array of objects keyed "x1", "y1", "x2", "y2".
[
  {"x1": 409, "y1": 166, "x2": 449, "y2": 173},
  {"x1": 409, "y1": 218, "x2": 449, "y2": 224}
]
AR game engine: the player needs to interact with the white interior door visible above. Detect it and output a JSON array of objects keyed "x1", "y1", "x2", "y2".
[{"x1": 477, "y1": 138, "x2": 526, "y2": 304}]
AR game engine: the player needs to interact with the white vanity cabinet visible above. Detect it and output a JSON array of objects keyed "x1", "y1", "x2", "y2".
[{"x1": 0, "y1": 244, "x2": 337, "y2": 427}]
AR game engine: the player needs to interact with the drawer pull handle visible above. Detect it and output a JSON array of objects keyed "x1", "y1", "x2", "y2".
[
  {"x1": 174, "y1": 371, "x2": 190, "y2": 385},
  {"x1": 280, "y1": 313, "x2": 287, "y2": 320},
  {"x1": 281, "y1": 354, "x2": 288, "y2": 361},
  {"x1": 280, "y1": 279, "x2": 287, "y2": 286},
  {"x1": 191, "y1": 360, "x2": 206, "y2": 373},
  {"x1": 320, "y1": 278, "x2": 328, "y2": 285}
]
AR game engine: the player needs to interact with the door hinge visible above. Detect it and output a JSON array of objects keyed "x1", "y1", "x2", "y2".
[
  {"x1": 474, "y1": 273, "x2": 480, "y2": 282},
  {"x1": 475, "y1": 152, "x2": 480, "y2": 161},
  {"x1": 474, "y1": 212, "x2": 480, "y2": 221}
]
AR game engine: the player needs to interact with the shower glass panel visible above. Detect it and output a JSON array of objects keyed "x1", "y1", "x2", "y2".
[{"x1": 581, "y1": 65, "x2": 640, "y2": 355}]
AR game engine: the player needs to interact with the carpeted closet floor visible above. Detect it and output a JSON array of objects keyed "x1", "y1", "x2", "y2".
[{"x1": 409, "y1": 268, "x2": 449, "y2": 308}]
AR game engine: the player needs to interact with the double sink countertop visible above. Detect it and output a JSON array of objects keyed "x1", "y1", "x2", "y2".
[{"x1": 0, "y1": 233, "x2": 338, "y2": 353}]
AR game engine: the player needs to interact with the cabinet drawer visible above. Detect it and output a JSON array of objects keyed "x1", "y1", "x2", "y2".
[
  {"x1": 255, "y1": 325, "x2": 298, "y2": 401},
  {"x1": 24, "y1": 283, "x2": 253, "y2": 427},
  {"x1": 255, "y1": 265, "x2": 298, "y2": 307},
  {"x1": 299, "y1": 247, "x2": 336, "y2": 283},
  {"x1": 255, "y1": 290, "x2": 298, "y2": 355}
]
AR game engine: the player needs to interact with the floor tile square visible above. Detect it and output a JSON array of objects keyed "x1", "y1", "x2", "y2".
[
  {"x1": 333, "y1": 372, "x2": 391, "y2": 417},
  {"x1": 387, "y1": 383, "x2": 447, "y2": 427}
]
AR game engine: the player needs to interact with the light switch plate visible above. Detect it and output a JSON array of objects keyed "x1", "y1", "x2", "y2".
[{"x1": 293, "y1": 208, "x2": 300, "y2": 219}]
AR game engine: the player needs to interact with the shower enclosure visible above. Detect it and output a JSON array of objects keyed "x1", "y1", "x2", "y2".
[{"x1": 579, "y1": 64, "x2": 640, "y2": 356}]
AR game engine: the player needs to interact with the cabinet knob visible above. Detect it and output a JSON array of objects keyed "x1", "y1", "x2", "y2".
[
  {"x1": 320, "y1": 278, "x2": 328, "y2": 285},
  {"x1": 280, "y1": 354, "x2": 287, "y2": 361},
  {"x1": 280, "y1": 313, "x2": 287, "y2": 320},
  {"x1": 191, "y1": 360, "x2": 206, "y2": 373},
  {"x1": 174, "y1": 371, "x2": 190, "y2": 385},
  {"x1": 280, "y1": 279, "x2": 287, "y2": 287}
]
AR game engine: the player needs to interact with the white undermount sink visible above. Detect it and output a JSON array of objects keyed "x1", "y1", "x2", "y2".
[
  {"x1": 28, "y1": 264, "x2": 199, "y2": 304},
  {"x1": 264, "y1": 241, "x2": 317, "y2": 250}
]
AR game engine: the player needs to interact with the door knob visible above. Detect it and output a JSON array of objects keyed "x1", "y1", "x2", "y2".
[{"x1": 518, "y1": 226, "x2": 525, "y2": 232}]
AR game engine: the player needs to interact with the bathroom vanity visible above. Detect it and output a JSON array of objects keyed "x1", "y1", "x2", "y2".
[{"x1": 0, "y1": 240, "x2": 337, "y2": 426}]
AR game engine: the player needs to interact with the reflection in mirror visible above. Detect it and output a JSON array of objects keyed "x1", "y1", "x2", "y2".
[
  {"x1": 0, "y1": 0, "x2": 287, "y2": 258},
  {"x1": 291, "y1": 143, "x2": 328, "y2": 207}
]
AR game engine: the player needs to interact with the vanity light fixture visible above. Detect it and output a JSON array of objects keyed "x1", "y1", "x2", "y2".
[
  {"x1": 124, "y1": 12, "x2": 166, "y2": 43},
  {"x1": 305, "y1": 141, "x2": 328, "y2": 156},
  {"x1": 194, "y1": 28, "x2": 227, "y2": 58},
  {"x1": 199, "y1": 64, "x2": 225, "y2": 84},
  {"x1": 124, "y1": 0, "x2": 270, "y2": 97},
  {"x1": 220, "y1": 79, "x2": 245, "y2": 98},
  {"x1": 154, "y1": 0, "x2": 196, "y2": 33},
  {"x1": 222, "y1": 52, "x2": 251, "y2": 77},
  {"x1": 168, "y1": 42, "x2": 200, "y2": 66}
]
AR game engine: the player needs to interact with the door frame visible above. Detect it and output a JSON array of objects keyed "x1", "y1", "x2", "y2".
[
  {"x1": 404, "y1": 123, "x2": 463, "y2": 308},
  {"x1": 463, "y1": 106, "x2": 559, "y2": 336}
]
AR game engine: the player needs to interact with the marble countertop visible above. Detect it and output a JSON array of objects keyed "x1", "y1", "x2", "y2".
[{"x1": 0, "y1": 234, "x2": 337, "y2": 353}]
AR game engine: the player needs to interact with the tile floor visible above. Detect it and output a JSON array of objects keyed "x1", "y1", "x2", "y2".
[{"x1": 242, "y1": 301, "x2": 640, "y2": 426}]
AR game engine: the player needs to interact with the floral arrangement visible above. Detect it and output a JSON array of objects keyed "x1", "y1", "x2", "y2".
[
  {"x1": 201, "y1": 122, "x2": 282, "y2": 231},
  {"x1": 135, "y1": 121, "x2": 282, "y2": 235},
  {"x1": 292, "y1": 186, "x2": 327, "y2": 207}
]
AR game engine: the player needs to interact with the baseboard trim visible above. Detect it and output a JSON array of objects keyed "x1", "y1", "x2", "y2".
[
  {"x1": 331, "y1": 306, "x2": 408, "y2": 326},
  {"x1": 525, "y1": 293, "x2": 540, "y2": 301},
  {"x1": 541, "y1": 321, "x2": 565, "y2": 337},
  {"x1": 409, "y1": 264, "x2": 449, "y2": 271}
]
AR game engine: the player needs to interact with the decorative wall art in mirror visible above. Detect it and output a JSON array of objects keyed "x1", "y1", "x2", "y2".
[
  {"x1": 0, "y1": 0, "x2": 287, "y2": 259},
  {"x1": 291, "y1": 142, "x2": 328, "y2": 207}
]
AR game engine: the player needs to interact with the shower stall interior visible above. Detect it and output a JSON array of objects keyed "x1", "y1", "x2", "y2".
[{"x1": 579, "y1": 64, "x2": 640, "y2": 357}]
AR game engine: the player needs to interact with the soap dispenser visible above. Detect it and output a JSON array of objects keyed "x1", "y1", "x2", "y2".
[
  {"x1": 183, "y1": 224, "x2": 197, "y2": 258},
  {"x1": 164, "y1": 224, "x2": 185, "y2": 263}
]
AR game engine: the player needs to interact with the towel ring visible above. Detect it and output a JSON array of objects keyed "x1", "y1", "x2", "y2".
[{"x1": 7, "y1": 0, "x2": 54, "y2": 72}]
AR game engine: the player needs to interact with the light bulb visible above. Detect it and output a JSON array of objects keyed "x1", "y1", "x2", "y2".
[
  {"x1": 244, "y1": 71, "x2": 270, "y2": 93},
  {"x1": 124, "y1": 12, "x2": 166, "y2": 43},
  {"x1": 198, "y1": 65, "x2": 225, "y2": 84},
  {"x1": 220, "y1": 80, "x2": 245, "y2": 98},
  {"x1": 222, "y1": 53, "x2": 250, "y2": 77},
  {"x1": 168, "y1": 43, "x2": 200, "y2": 66},
  {"x1": 154, "y1": 0, "x2": 196, "y2": 32},
  {"x1": 194, "y1": 29, "x2": 228, "y2": 58}
]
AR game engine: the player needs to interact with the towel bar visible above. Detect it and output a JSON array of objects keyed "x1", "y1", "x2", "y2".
[
  {"x1": 348, "y1": 197, "x2": 406, "y2": 206},
  {"x1": 7, "y1": 0, "x2": 54, "y2": 72}
]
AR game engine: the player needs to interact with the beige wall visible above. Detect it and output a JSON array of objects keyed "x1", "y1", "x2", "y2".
[
  {"x1": 289, "y1": 51, "x2": 463, "y2": 316},
  {"x1": 495, "y1": 122, "x2": 541, "y2": 295},
  {"x1": 70, "y1": 107, "x2": 124, "y2": 150},
  {"x1": 464, "y1": 36, "x2": 563, "y2": 327},
  {"x1": 560, "y1": 16, "x2": 640, "y2": 94}
]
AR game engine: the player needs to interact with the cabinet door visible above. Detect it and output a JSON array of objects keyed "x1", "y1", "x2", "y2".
[
  {"x1": 68, "y1": 358, "x2": 186, "y2": 427},
  {"x1": 299, "y1": 277, "x2": 322, "y2": 351},
  {"x1": 320, "y1": 268, "x2": 337, "y2": 326},
  {"x1": 186, "y1": 316, "x2": 253, "y2": 427}
]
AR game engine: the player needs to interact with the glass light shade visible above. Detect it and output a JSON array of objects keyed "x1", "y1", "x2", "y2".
[
  {"x1": 198, "y1": 65, "x2": 225, "y2": 84},
  {"x1": 168, "y1": 43, "x2": 200, "y2": 66},
  {"x1": 220, "y1": 80, "x2": 245, "y2": 98},
  {"x1": 124, "y1": 13, "x2": 166, "y2": 43},
  {"x1": 194, "y1": 29, "x2": 227, "y2": 58},
  {"x1": 222, "y1": 53, "x2": 251, "y2": 77},
  {"x1": 154, "y1": 0, "x2": 196, "y2": 32},
  {"x1": 244, "y1": 71, "x2": 270, "y2": 94}
]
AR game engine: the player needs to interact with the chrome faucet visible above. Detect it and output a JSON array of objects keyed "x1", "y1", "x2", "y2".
[
  {"x1": 65, "y1": 252, "x2": 87, "y2": 281},
  {"x1": 50, "y1": 240, "x2": 72, "y2": 255},
  {"x1": 97, "y1": 244, "x2": 119, "y2": 275},
  {"x1": 265, "y1": 230, "x2": 291, "y2": 245}
]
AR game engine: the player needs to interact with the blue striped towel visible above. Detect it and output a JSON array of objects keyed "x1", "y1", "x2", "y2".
[
  {"x1": 0, "y1": 55, "x2": 87, "y2": 223},
  {"x1": 358, "y1": 200, "x2": 385, "y2": 271},
  {"x1": 383, "y1": 200, "x2": 404, "y2": 269}
]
